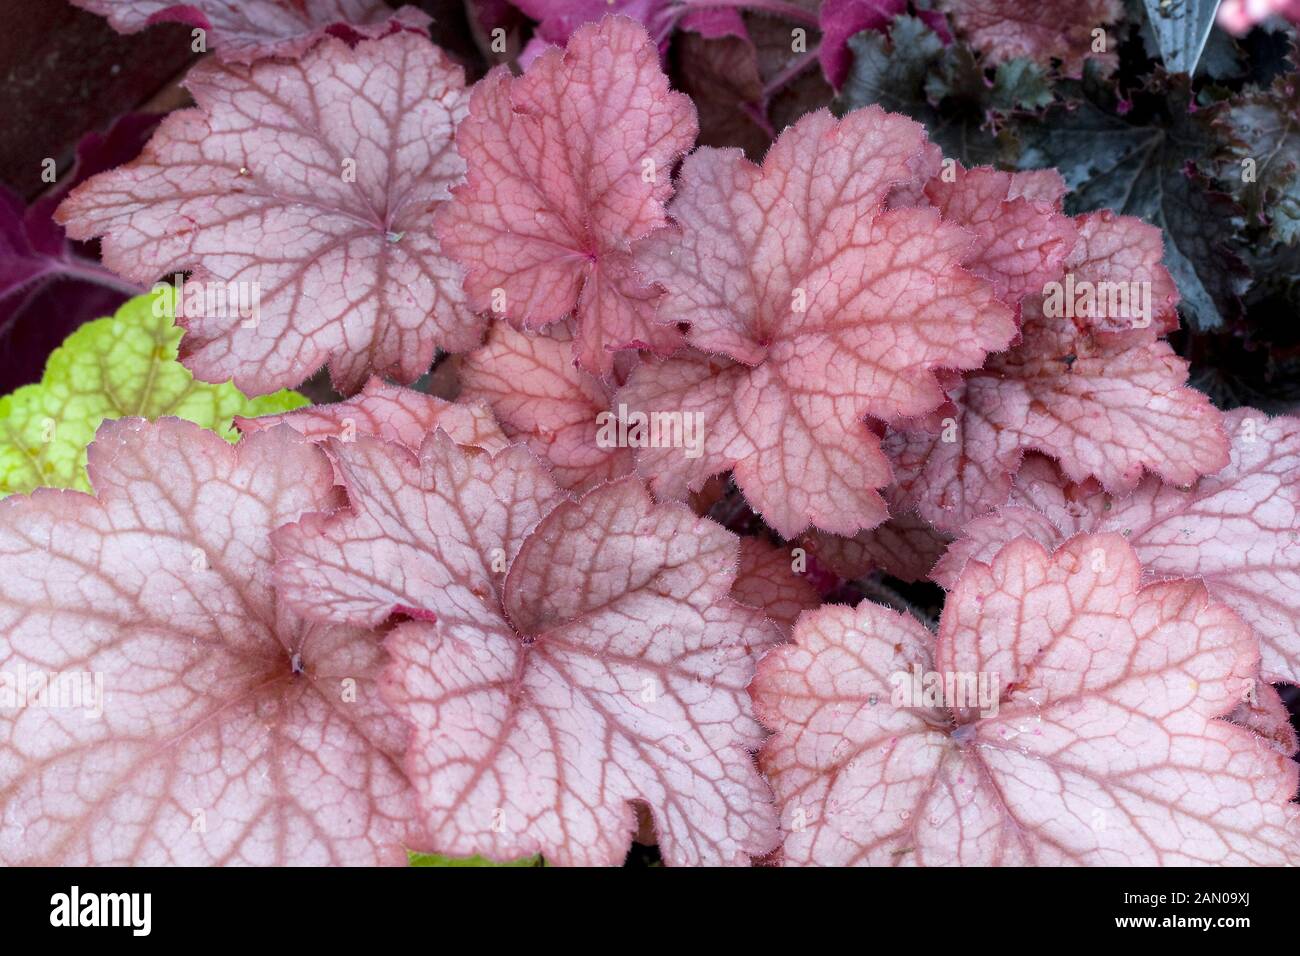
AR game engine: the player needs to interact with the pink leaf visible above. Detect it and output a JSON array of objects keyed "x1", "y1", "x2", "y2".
[
  {"x1": 623, "y1": 107, "x2": 1015, "y2": 539},
  {"x1": 237, "y1": 377, "x2": 508, "y2": 456},
  {"x1": 936, "y1": 410, "x2": 1300, "y2": 685},
  {"x1": 436, "y1": 16, "x2": 698, "y2": 376},
  {"x1": 802, "y1": 510, "x2": 951, "y2": 583},
  {"x1": 1227, "y1": 681, "x2": 1299, "y2": 757},
  {"x1": 457, "y1": 320, "x2": 634, "y2": 492},
  {"x1": 934, "y1": 0, "x2": 1123, "y2": 77},
  {"x1": 56, "y1": 33, "x2": 480, "y2": 397},
  {"x1": 274, "y1": 436, "x2": 781, "y2": 865},
  {"x1": 69, "y1": 0, "x2": 431, "y2": 64},
  {"x1": 887, "y1": 211, "x2": 1228, "y2": 533},
  {"x1": 752, "y1": 533, "x2": 1300, "y2": 865},
  {"x1": 923, "y1": 165, "x2": 1078, "y2": 307},
  {"x1": 0, "y1": 419, "x2": 420, "y2": 865},
  {"x1": 731, "y1": 537, "x2": 821, "y2": 635}
]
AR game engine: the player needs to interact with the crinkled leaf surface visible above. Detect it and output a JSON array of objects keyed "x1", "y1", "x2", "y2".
[
  {"x1": 57, "y1": 33, "x2": 479, "y2": 397},
  {"x1": 887, "y1": 211, "x2": 1227, "y2": 533},
  {"x1": 923, "y1": 165, "x2": 1077, "y2": 306},
  {"x1": 730, "y1": 537, "x2": 820, "y2": 635},
  {"x1": 803, "y1": 510, "x2": 951, "y2": 583},
  {"x1": 237, "y1": 377, "x2": 507, "y2": 456},
  {"x1": 935, "y1": 410, "x2": 1300, "y2": 684},
  {"x1": 70, "y1": 0, "x2": 431, "y2": 64},
  {"x1": 0, "y1": 290, "x2": 304, "y2": 496},
  {"x1": 0, "y1": 419, "x2": 420, "y2": 864},
  {"x1": 274, "y1": 435, "x2": 780, "y2": 865},
  {"x1": 1219, "y1": 67, "x2": 1300, "y2": 247},
  {"x1": 935, "y1": 0, "x2": 1122, "y2": 77},
  {"x1": 436, "y1": 16, "x2": 697, "y2": 376},
  {"x1": 624, "y1": 107, "x2": 1014, "y2": 539},
  {"x1": 753, "y1": 533, "x2": 1300, "y2": 865},
  {"x1": 458, "y1": 320, "x2": 632, "y2": 492}
]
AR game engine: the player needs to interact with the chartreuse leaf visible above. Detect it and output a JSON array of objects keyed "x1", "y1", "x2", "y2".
[
  {"x1": 408, "y1": 851, "x2": 542, "y2": 867},
  {"x1": 0, "y1": 287, "x2": 306, "y2": 496}
]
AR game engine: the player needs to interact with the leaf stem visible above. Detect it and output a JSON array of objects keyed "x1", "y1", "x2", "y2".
[
  {"x1": 54, "y1": 258, "x2": 147, "y2": 298},
  {"x1": 761, "y1": 43, "x2": 821, "y2": 102}
]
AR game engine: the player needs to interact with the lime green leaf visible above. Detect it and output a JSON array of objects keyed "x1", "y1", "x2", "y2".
[
  {"x1": 408, "y1": 851, "x2": 541, "y2": 867},
  {"x1": 0, "y1": 288, "x2": 307, "y2": 495}
]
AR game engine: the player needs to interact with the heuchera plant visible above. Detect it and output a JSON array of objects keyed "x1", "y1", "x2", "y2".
[{"x1": 2, "y1": 4, "x2": 1299, "y2": 867}]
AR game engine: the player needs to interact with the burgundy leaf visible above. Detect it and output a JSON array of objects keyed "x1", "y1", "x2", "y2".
[{"x1": 1, "y1": 113, "x2": 161, "y2": 392}]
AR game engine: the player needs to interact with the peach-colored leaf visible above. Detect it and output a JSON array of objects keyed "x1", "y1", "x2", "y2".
[
  {"x1": 436, "y1": 16, "x2": 697, "y2": 376},
  {"x1": 237, "y1": 377, "x2": 508, "y2": 456},
  {"x1": 923, "y1": 164, "x2": 1077, "y2": 307},
  {"x1": 730, "y1": 537, "x2": 820, "y2": 635},
  {"x1": 887, "y1": 212, "x2": 1227, "y2": 533},
  {"x1": 458, "y1": 321, "x2": 632, "y2": 491},
  {"x1": 623, "y1": 107, "x2": 1015, "y2": 538}
]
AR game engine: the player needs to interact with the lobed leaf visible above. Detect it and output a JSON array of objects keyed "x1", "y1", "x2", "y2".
[
  {"x1": 436, "y1": 16, "x2": 698, "y2": 376},
  {"x1": 0, "y1": 419, "x2": 419, "y2": 864},
  {"x1": 237, "y1": 377, "x2": 507, "y2": 457},
  {"x1": 457, "y1": 321, "x2": 633, "y2": 492},
  {"x1": 935, "y1": 409, "x2": 1300, "y2": 685},
  {"x1": 887, "y1": 211, "x2": 1227, "y2": 533},
  {"x1": 623, "y1": 106, "x2": 1015, "y2": 539},
  {"x1": 753, "y1": 533, "x2": 1300, "y2": 865},
  {"x1": 274, "y1": 436, "x2": 781, "y2": 865},
  {"x1": 934, "y1": 0, "x2": 1123, "y2": 77},
  {"x1": 57, "y1": 33, "x2": 479, "y2": 397}
]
